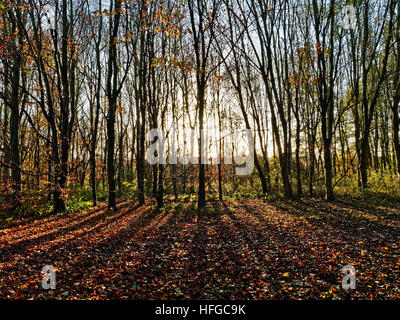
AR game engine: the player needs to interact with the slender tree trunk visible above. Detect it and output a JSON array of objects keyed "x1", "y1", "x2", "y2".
[
  {"x1": 198, "y1": 83, "x2": 206, "y2": 208},
  {"x1": 106, "y1": 0, "x2": 122, "y2": 211},
  {"x1": 9, "y1": 17, "x2": 22, "y2": 210}
]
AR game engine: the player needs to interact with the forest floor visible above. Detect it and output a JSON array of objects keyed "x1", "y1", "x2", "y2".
[{"x1": 0, "y1": 197, "x2": 399, "y2": 300}]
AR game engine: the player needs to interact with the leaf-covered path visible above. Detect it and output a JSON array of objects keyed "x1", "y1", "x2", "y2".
[{"x1": 0, "y1": 198, "x2": 399, "y2": 299}]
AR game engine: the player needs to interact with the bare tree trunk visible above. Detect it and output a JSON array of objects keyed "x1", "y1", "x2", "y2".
[{"x1": 106, "y1": 0, "x2": 122, "y2": 211}]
